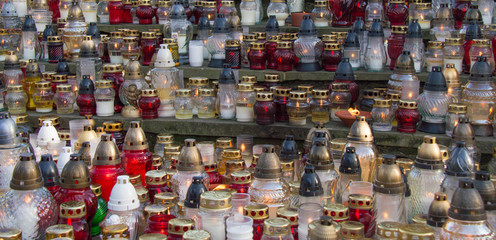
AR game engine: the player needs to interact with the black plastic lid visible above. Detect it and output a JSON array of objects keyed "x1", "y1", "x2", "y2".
[
  {"x1": 212, "y1": 13, "x2": 229, "y2": 33},
  {"x1": 448, "y1": 179, "x2": 487, "y2": 221},
  {"x1": 39, "y1": 154, "x2": 59, "y2": 187},
  {"x1": 368, "y1": 18, "x2": 384, "y2": 37},
  {"x1": 299, "y1": 164, "x2": 324, "y2": 197},
  {"x1": 218, "y1": 63, "x2": 235, "y2": 84},
  {"x1": 469, "y1": 56, "x2": 493, "y2": 81},
  {"x1": 42, "y1": 25, "x2": 56, "y2": 41},
  {"x1": 406, "y1": 19, "x2": 422, "y2": 38},
  {"x1": 56, "y1": 59, "x2": 71, "y2": 75},
  {"x1": 78, "y1": 75, "x2": 95, "y2": 94},
  {"x1": 22, "y1": 15, "x2": 36, "y2": 31},
  {"x1": 424, "y1": 66, "x2": 447, "y2": 91},
  {"x1": 352, "y1": 17, "x2": 365, "y2": 33},
  {"x1": 266, "y1": 15, "x2": 280, "y2": 33},
  {"x1": 344, "y1": 30, "x2": 359, "y2": 48},
  {"x1": 299, "y1": 15, "x2": 317, "y2": 36},
  {"x1": 280, "y1": 135, "x2": 299, "y2": 161},
  {"x1": 333, "y1": 58, "x2": 355, "y2": 81},
  {"x1": 170, "y1": 2, "x2": 186, "y2": 19},
  {"x1": 184, "y1": 176, "x2": 207, "y2": 208},
  {"x1": 445, "y1": 141, "x2": 475, "y2": 177},
  {"x1": 465, "y1": 21, "x2": 482, "y2": 41},
  {"x1": 87, "y1": 22, "x2": 101, "y2": 39},
  {"x1": 198, "y1": 13, "x2": 211, "y2": 30},
  {"x1": 474, "y1": 171, "x2": 496, "y2": 211},
  {"x1": 339, "y1": 147, "x2": 361, "y2": 174}
]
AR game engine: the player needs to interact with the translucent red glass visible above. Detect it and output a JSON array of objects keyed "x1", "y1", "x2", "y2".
[
  {"x1": 290, "y1": 224, "x2": 298, "y2": 240},
  {"x1": 108, "y1": 0, "x2": 124, "y2": 24},
  {"x1": 386, "y1": 2, "x2": 408, "y2": 26},
  {"x1": 252, "y1": 218, "x2": 265, "y2": 240},
  {"x1": 387, "y1": 32, "x2": 406, "y2": 70},
  {"x1": 58, "y1": 216, "x2": 90, "y2": 240},
  {"x1": 102, "y1": 71, "x2": 125, "y2": 113},
  {"x1": 352, "y1": 0, "x2": 367, "y2": 22},
  {"x1": 492, "y1": 35, "x2": 496, "y2": 64},
  {"x1": 254, "y1": 100, "x2": 276, "y2": 125},
  {"x1": 76, "y1": 93, "x2": 97, "y2": 116},
  {"x1": 226, "y1": 46, "x2": 242, "y2": 69},
  {"x1": 348, "y1": 207, "x2": 375, "y2": 238},
  {"x1": 51, "y1": 79, "x2": 68, "y2": 94},
  {"x1": 137, "y1": 5, "x2": 155, "y2": 24},
  {"x1": 330, "y1": 0, "x2": 357, "y2": 26},
  {"x1": 139, "y1": 94, "x2": 160, "y2": 119},
  {"x1": 141, "y1": 38, "x2": 157, "y2": 66},
  {"x1": 265, "y1": 41, "x2": 278, "y2": 69},
  {"x1": 46, "y1": 185, "x2": 61, "y2": 199},
  {"x1": 463, "y1": 39, "x2": 474, "y2": 73},
  {"x1": 146, "y1": 183, "x2": 171, "y2": 203},
  {"x1": 48, "y1": 0, "x2": 60, "y2": 22},
  {"x1": 122, "y1": 2, "x2": 134, "y2": 23},
  {"x1": 248, "y1": 49, "x2": 267, "y2": 70},
  {"x1": 275, "y1": 95, "x2": 289, "y2": 122},
  {"x1": 192, "y1": 6, "x2": 203, "y2": 24},
  {"x1": 453, "y1": 0, "x2": 471, "y2": 29},
  {"x1": 229, "y1": 182, "x2": 250, "y2": 193},
  {"x1": 274, "y1": 48, "x2": 296, "y2": 71},
  {"x1": 145, "y1": 214, "x2": 176, "y2": 235},
  {"x1": 205, "y1": 166, "x2": 223, "y2": 191},
  {"x1": 121, "y1": 149, "x2": 153, "y2": 186},
  {"x1": 395, "y1": 107, "x2": 420, "y2": 133},
  {"x1": 322, "y1": 49, "x2": 342, "y2": 71},
  {"x1": 331, "y1": 80, "x2": 359, "y2": 105},
  {"x1": 90, "y1": 165, "x2": 126, "y2": 201},
  {"x1": 55, "y1": 188, "x2": 98, "y2": 223}
]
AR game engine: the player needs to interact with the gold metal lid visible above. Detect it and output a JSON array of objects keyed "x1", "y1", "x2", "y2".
[
  {"x1": 254, "y1": 32, "x2": 266, "y2": 40},
  {"x1": 391, "y1": 25, "x2": 408, "y2": 34},
  {"x1": 183, "y1": 230, "x2": 211, "y2": 240},
  {"x1": 154, "y1": 192, "x2": 178, "y2": 206},
  {"x1": 427, "y1": 192, "x2": 450, "y2": 227},
  {"x1": 322, "y1": 34, "x2": 338, "y2": 43},
  {"x1": 280, "y1": 33, "x2": 292, "y2": 41},
  {"x1": 47, "y1": 35, "x2": 62, "y2": 43},
  {"x1": 399, "y1": 100, "x2": 418, "y2": 109},
  {"x1": 168, "y1": 218, "x2": 195, "y2": 235},
  {"x1": 145, "y1": 170, "x2": 168, "y2": 185},
  {"x1": 38, "y1": 115, "x2": 60, "y2": 126},
  {"x1": 416, "y1": 2, "x2": 431, "y2": 9},
  {"x1": 237, "y1": 83, "x2": 254, "y2": 92},
  {"x1": 428, "y1": 41, "x2": 444, "y2": 49},
  {"x1": 415, "y1": 136, "x2": 443, "y2": 168},
  {"x1": 243, "y1": 34, "x2": 257, "y2": 42},
  {"x1": 473, "y1": 39, "x2": 490, "y2": 47},
  {"x1": 276, "y1": 207, "x2": 298, "y2": 225},
  {"x1": 377, "y1": 221, "x2": 402, "y2": 239},
  {"x1": 348, "y1": 194, "x2": 373, "y2": 210},
  {"x1": 281, "y1": 160, "x2": 294, "y2": 171},
  {"x1": 95, "y1": 80, "x2": 113, "y2": 89},
  {"x1": 0, "y1": 228, "x2": 21, "y2": 239},
  {"x1": 13, "y1": 113, "x2": 28, "y2": 124},
  {"x1": 102, "y1": 224, "x2": 129, "y2": 239},
  {"x1": 125, "y1": 29, "x2": 140, "y2": 37},
  {"x1": 163, "y1": 38, "x2": 178, "y2": 46},
  {"x1": 277, "y1": 41, "x2": 292, "y2": 49},
  {"x1": 156, "y1": 133, "x2": 173, "y2": 144},
  {"x1": 139, "y1": 233, "x2": 168, "y2": 240},
  {"x1": 200, "y1": 191, "x2": 232, "y2": 210},
  {"x1": 373, "y1": 98, "x2": 392, "y2": 107},
  {"x1": 139, "y1": 0, "x2": 151, "y2": 6},
  {"x1": 335, "y1": 31, "x2": 347, "y2": 40},
  {"x1": 412, "y1": 214, "x2": 428, "y2": 224},
  {"x1": 445, "y1": 38, "x2": 462, "y2": 45},
  {"x1": 324, "y1": 43, "x2": 340, "y2": 50},
  {"x1": 34, "y1": 81, "x2": 51, "y2": 89},
  {"x1": 110, "y1": 31, "x2": 123, "y2": 38},
  {"x1": 230, "y1": 170, "x2": 251, "y2": 184},
  {"x1": 256, "y1": 92, "x2": 274, "y2": 101},
  {"x1": 267, "y1": 35, "x2": 281, "y2": 43},
  {"x1": 290, "y1": 90, "x2": 307, "y2": 100},
  {"x1": 59, "y1": 154, "x2": 91, "y2": 189},
  {"x1": 225, "y1": 39, "x2": 241, "y2": 47},
  {"x1": 144, "y1": 204, "x2": 169, "y2": 219},
  {"x1": 254, "y1": 86, "x2": 266, "y2": 93},
  {"x1": 362, "y1": 89, "x2": 381, "y2": 99},
  {"x1": 263, "y1": 218, "x2": 291, "y2": 236},
  {"x1": 323, "y1": 203, "x2": 348, "y2": 221},
  {"x1": 298, "y1": 85, "x2": 313, "y2": 94},
  {"x1": 91, "y1": 183, "x2": 102, "y2": 197},
  {"x1": 330, "y1": 138, "x2": 347, "y2": 151},
  {"x1": 136, "y1": 187, "x2": 150, "y2": 203},
  {"x1": 198, "y1": 88, "x2": 214, "y2": 97},
  {"x1": 103, "y1": 63, "x2": 123, "y2": 73},
  {"x1": 314, "y1": 0, "x2": 327, "y2": 7},
  {"x1": 51, "y1": 74, "x2": 68, "y2": 83},
  {"x1": 274, "y1": 87, "x2": 291, "y2": 97},
  {"x1": 448, "y1": 103, "x2": 467, "y2": 113},
  {"x1": 312, "y1": 89, "x2": 329, "y2": 98},
  {"x1": 123, "y1": 121, "x2": 149, "y2": 151},
  {"x1": 244, "y1": 203, "x2": 269, "y2": 220},
  {"x1": 398, "y1": 224, "x2": 435, "y2": 238},
  {"x1": 188, "y1": 77, "x2": 209, "y2": 86},
  {"x1": 264, "y1": 73, "x2": 280, "y2": 82},
  {"x1": 7, "y1": 85, "x2": 24, "y2": 93},
  {"x1": 203, "y1": 1, "x2": 216, "y2": 7},
  {"x1": 176, "y1": 88, "x2": 192, "y2": 97},
  {"x1": 103, "y1": 121, "x2": 123, "y2": 132},
  {"x1": 340, "y1": 221, "x2": 365, "y2": 239},
  {"x1": 60, "y1": 201, "x2": 86, "y2": 219},
  {"x1": 330, "y1": 82, "x2": 350, "y2": 92},
  {"x1": 122, "y1": 37, "x2": 138, "y2": 44},
  {"x1": 46, "y1": 224, "x2": 74, "y2": 239},
  {"x1": 141, "y1": 88, "x2": 158, "y2": 97},
  {"x1": 240, "y1": 76, "x2": 257, "y2": 84},
  {"x1": 250, "y1": 42, "x2": 265, "y2": 50}
]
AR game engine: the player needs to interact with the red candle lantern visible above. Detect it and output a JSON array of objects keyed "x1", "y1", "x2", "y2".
[
  {"x1": 274, "y1": 87, "x2": 291, "y2": 122},
  {"x1": 254, "y1": 92, "x2": 276, "y2": 125},
  {"x1": 108, "y1": 0, "x2": 124, "y2": 24},
  {"x1": 121, "y1": 121, "x2": 153, "y2": 186},
  {"x1": 225, "y1": 39, "x2": 242, "y2": 69},
  {"x1": 139, "y1": 88, "x2": 160, "y2": 119},
  {"x1": 145, "y1": 170, "x2": 171, "y2": 203},
  {"x1": 274, "y1": 41, "x2": 296, "y2": 72},
  {"x1": 55, "y1": 153, "x2": 98, "y2": 223},
  {"x1": 248, "y1": 42, "x2": 267, "y2": 70},
  {"x1": 145, "y1": 214, "x2": 176, "y2": 235},
  {"x1": 141, "y1": 32, "x2": 157, "y2": 66},
  {"x1": 387, "y1": 25, "x2": 407, "y2": 70},
  {"x1": 395, "y1": 100, "x2": 420, "y2": 133},
  {"x1": 58, "y1": 201, "x2": 91, "y2": 240},
  {"x1": 90, "y1": 134, "x2": 126, "y2": 201},
  {"x1": 276, "y1": 207, "x2": 299, "y2": 240},
  {"x1": 167, "y1": 218, "x2": 195, "y2": 240},
  {"x1": 102, "y1": 121, "x2": 125, "y2": 151},
  {"x1": 386, "y1": 0, "x2": 409, "y2": 26},
  {"x1": 332, "y1": 58, "x2": 359, "y2": 105},
  {"x1": 122, "y1": 0, "x2": 134, "y2": 23},
  {"x1": 265, "y1": 35, "x2": 280, "y2": 69},
  {"x1": 76, "y1": 75, "x2": 96, "y2": 116},
  {"x1": 453, "y1": 0, "x2": 471, "y2": 29},
  {"x1": 244, "y1": 203, "x2": 269, "y2": 240},
  {"x1": 347, "y1": 194, "x2": 375, "y2": 238},
  {"x1": 137, "y1": 0, "x2": 155, "y2": 24},
  {"x1": 329, "y1": 0, "x2": 357, "y2": 26},
  {"x1": 229, "y1": 170, "x2": 251, "y2": 193},
  {"x1": 322, "y1": 43, "x2": 342, "y2": 71},
  {"x1": 205, "y1": 163, "x2": 223, "y2": 190}
]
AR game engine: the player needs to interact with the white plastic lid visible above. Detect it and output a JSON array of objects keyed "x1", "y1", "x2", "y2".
[
  {"x1": 57, "y1": 147, "x2": 73, "y2": 173},
  {"x1": 37, "y1": 120, "x2": 60, "y2": 146},
  {"x1": 154, "y1": 44, "x2": 175, "y2": 68},
  {"x1": 108, "y1": 175, "x2": 140, "y2": 211}
]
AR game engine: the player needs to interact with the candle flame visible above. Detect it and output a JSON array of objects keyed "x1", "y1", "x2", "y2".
[
  {"x1": 240, "y1": 144, "x2": 246, "y2": 152},
  {"x1": 212, "y1": 184, "x2": 228, "y2": 191},
  {"x1": 296, "y1": 101, "x2": 300, "y2": 108},
  {"x1": 479, "y1": 52, "x2": 483, "y2": 56},
  {"x1": 408, "y1": 93, "x2": 413, "y2": 99},
  {"x1": 348, "y1": 106, "x2": 360, "y2": 116}
]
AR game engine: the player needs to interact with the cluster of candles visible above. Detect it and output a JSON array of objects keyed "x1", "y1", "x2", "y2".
[{"x1": 0, "y1": 102, "x2": 495, "y2": 239}]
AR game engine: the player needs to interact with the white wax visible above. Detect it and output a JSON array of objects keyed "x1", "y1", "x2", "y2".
[
  {"x1": 298, "y1": 226, "x2": 309, "y2": 240},
  {"x1": 60, "y1": 9, "x2": 69, "y2": 19},
  {"x1": 23, "y1": 47, "x2": 35, "y2": 59},
  {"x1": 220, "y1": 107, "x2": 235, "y2": 119},
  {"x1": 444, "y1": 58, "x2": 463, "y2": 73},
  {"x1": 414, "y1": 61, "x2": 422, "y2": 72},
  {"x1": 419, "y1": 20, "x2": 430, "y2": 30},
  {"x1": 202, "y1": 218, "x2": 226, "y2": 240},
  {"x1": 158, "y1": 103, "x2": 175, "y2": 117},
  {"x1": 227, "y1": 225, "x2": 253, "y2": 240},
  {"x1": 314, "y1": 20, "x2": 329, "y2": 27},
  {"x1": 84, "y1": 11, "x2": 98, "y2": 23},
  {"x1": 177, "y1": 35, "x2": 188, "y2": 54},
  {"x1": 425, "y1": 58, "x2": 443, "y2": 72},
  {"x1": 110, "y1": 55, "x2": 123, "y2": 64},
  {"x1": 99, "y1": 15, "x2": 109, "y2": 24},
  {"x1": 189, "y1": 44, "x2": 204, "y2": 67},
  {"x1": 13, "y1": 2, "x2": 27, "y2": 17},
  {"x1": 241, "y1": 10, "x2": 256, "y2": 25},
  {"x1": 35, "y1": 23, "x2": 49, "y2": 33},
  {"x1": 236, "y1": 106, "x2": 254, "y2": 122},
  {"x1": 203, "y1": 46, "x2": 210, "y2": 60},
  {"x1": 366, "y1": 58, "x2": 383, "y2": 71},
  {"x1": 96, "y1": 101, "x2": 115, "y2": 116}
]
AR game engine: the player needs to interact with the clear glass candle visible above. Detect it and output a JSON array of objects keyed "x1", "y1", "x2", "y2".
[
  {"x1": 54, "y1": 84, "x2": 76, "y2": 114},
  {"x1": 5, "y1": 85, "x2": 28, "y2": 114},
  {"x1": 414, "y1": 3, "x2": 434, "y2": 30},
  {"x1": 267, "y1": 0, "x2": 288, "y2": 26},
  {"x1": 371, "y1": 99, "x2": 393, "y2": 131},
  {"x1": 403, "y1": 19, "x2": 425, "y2": 73},
  {"x1": 444, "y1": 38, "x2": 464, "y2": 74},
  {"x1": 425, "y1": 41, "x2": 445, "y2": 72},
  {"x1": 236, "y1": 83, "x2": 256, "y2": 122},
  {"x1": 240, "y1": 0, "x2": 256, "y2": 25},
  {"x1": 297, "y1": 203, "x2": 322, "y2": 240},
  {"x1": 287, "y1": 91, "x2": 309, "y2": 125},
  {"x1": 311, "y1": 0, "x2": 331, "y2": 27},
  {"x1": 343, "y1": 30, "x2": 361, "y2": 70},
  {"x1": 93, "y1": 80, "x2": 115, "y2": 117},
  {"x1": 310, "y1": 89, "x2": 330, "y2": 124},
  {"x1": 469, "y1": 39, "x2": 495, "y2": 72},
  {"x1": 33, "y1": 81, "x2": 54, "y2": 113},
  {"x1": 198, "y1": 191, "x2": 232, "y2": 240},
  {"x1": 365, "y1": 19, "x2": 387, "y2": 71},
  {"x1": 197, "y1": 88, "x2": 216, "y2": 119},
  {"x1": 173, "y1": 89, "x2": 193, "y2": 119},
  {"x1": 330, "y1": 83, "x2": 352, "y2": 121},
  {"x1": 97, "y1": 0, "x2": 109, "y2": 23}
]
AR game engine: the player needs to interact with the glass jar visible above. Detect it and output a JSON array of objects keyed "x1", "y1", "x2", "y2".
[
  {"x1": 102, "y1": 63, "x2": 125, "y2": 113},
  {"x1": 365, "y1": 0, "x2": 384, "y2": 26},
  {"x1": 121, "y1": 0, "x2": 133, "y2": 23},
  {"x1": 311, "y1": 0, "x2": 331, "y2": 27},
  {"x1": 136, "y1": 0, "x2": 154, "y2": 24},
  {"x1": 371, "y1": 99, "x2": 393, "y2": 131},
  {"x1": 414, "y1": 3, "x2": 434, "y2": 30},
  {"x1": 445, "y1": 104, "x2": 467, "y2": 136},
  {"x1": 198, "y1": 191, "x2": 232, "y2": 240},
  {"x1": 97, "y1": 0, "x2": 109, "y2": 23},
  {"x1": 121, "y1": 37, "x2": 139, "y2": 67},
  {"x1": 260, "y1": 218, "x2": 293, "y2": 240},
  {"x1": 108, "y1": 0, "x2": 124, "y2": 24},
  {"x1": 93, "y1": 80, "x2": 115, "y2": 116},
  {"x1": 267, "y1": 0, "x2": 288, "y2": 26},
  {"x1": 54, "y1": 84, "x2": 76, "y2": 114},
  {"x1": 469, "y1": 39, "x2": 495, "y2": 72},
  {"x1": 444, "y1": 38, "x2": 464, "y2": 74},
  {"x1": 240, "y1": 0, "x2": 256, "y2": 25},
  {"x1": 5, "y1": 85, "x2": 28, "y2": 114},
  {"x1": 202, "y1": 1, "x2": 217, "y2": 24},
  {"x1": 403, "y1": 20, "x2": 425, "y2": 73},
  {"x1": 395, "y1": 100, "x2": 420, "y2": 133},
  {"x1": 387, "y1": 25, "x2": 407, "y2": 70},
  {"x1": 241, "y1": 34, "x2": 256, "y2": 67},
  {"x1": 81, "y1": 0, "x2": 98, "y2": 23},
  {"x1": 294, "y1": 16, "x2": 324, "y2": 71},
  {"x1": 174, "y1": 89, "x2": 193, "y2": 119},
  {"x1": 141, "y1": 32, "x2": 157, "y2": 66},
  {"x1": 254, "y1": 92, "x2": 276, "y2": 125},
  {"x1": 343, "y1": 31, "x2": 361, "y2": 70},
  {"x1": 329, "y1": 0, "x2": 356, "y2": 26},
  {"x1": 330, "y1": 83, "x2": 352, "y2": 121},
  {"x1": 287, "y1": 91, "x2": 309, "y2": 125},
  {"x1": 156, "y1": 0, "x2": 172, "y2": 24},
  {"x1": 425, "y1": 41, "x2": 445, "y2": 72},
  {"x1": 321, "y1": 43, "x2": 342, "y2": 72},
  {"x1": 109, "y1": 32, "x2": 124, "y2": 64},
  {"x1": 47, "y1": 36, "x2": 64, "y2": 63},
  {"x1": 33, "y1": 81, "x2": 54, "y2": 113},
  {"x1": 225, "y1": 39, "x2": 242, "y2": 69},
  {"x1": 236, "y1": 83, "x2": 256, "y2": 122},
  {"x1": 364, "y1": 19, "x2": 387, "y2": 72},
  {"x1": 386, "y1": 0, "x2": 408, "y2": 26},
  {"x1": 274, "y1": 87, "x2": 291, "y2": 122},
  {"x1": 265, "y1": 35, "x2": 280, "y2": 69},
  {"x1": 197, "y1": 88, "x2": 216, "y2": 119},
  {"x1": 274, "y1": 41, "x2": 296, "y2": 72},
  {"x1": 244, "y1": 203, "x2": 269, "y2": 240},
  {"x1": 310, "y1": 89, "x2": 330, "y2": 124},
  {"x1": 248, "y1": 42, "x2": 266, "y2": 70},
  {"x1": 230, "y1": 170, "x2": 252, "y2": 193}
]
